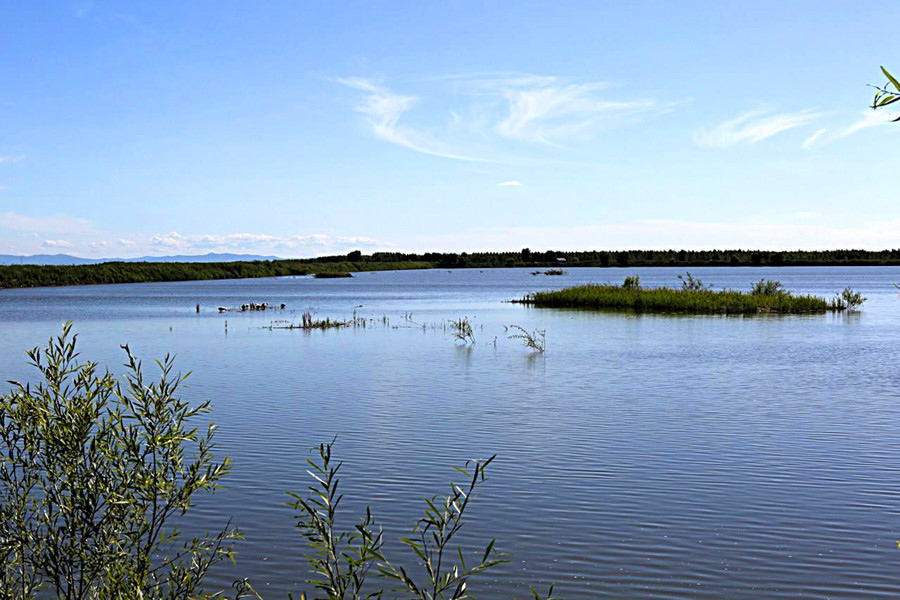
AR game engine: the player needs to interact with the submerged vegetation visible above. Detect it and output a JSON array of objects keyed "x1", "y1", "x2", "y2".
[
  {"x1": 832, "y1": 286, "x2": 867, "y2": 311},
  {"x1": 265, "y1": 311, "x2": 368, "y2": 330},
  {"x1": 449, "y1": 317, "x2": 476, "y2": 345},
  {"x1": 515, "y1": 275, "x2": 863, "y2": 314},
  {"x1": 0, "y1": 327, "x2": 558, "y2": 599},
  {"x1": 531, "y1": 269, "x2": 565, "y2": 276},
  {"x1": 507, "y1": 325, "x2": 546, "y2": 353}
]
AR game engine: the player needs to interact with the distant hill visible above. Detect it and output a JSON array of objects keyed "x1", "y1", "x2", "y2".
[{"x1": 0, "y1": 252, "x2": 283, "y2": 266}]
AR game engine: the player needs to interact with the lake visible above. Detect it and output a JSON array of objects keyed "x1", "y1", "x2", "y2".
[{"x1": 2, "y1": 266, "x2": 900, "y2": 598}]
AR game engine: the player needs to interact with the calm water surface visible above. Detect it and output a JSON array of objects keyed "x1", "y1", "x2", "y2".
[{"x1": 2, "y1": 267, "x2": 900, "y2": 598}]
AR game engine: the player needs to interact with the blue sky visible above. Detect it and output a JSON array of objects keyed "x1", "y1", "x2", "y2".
[{"x1": 1, "y1": 1, "x2": 898, "y2": 257}]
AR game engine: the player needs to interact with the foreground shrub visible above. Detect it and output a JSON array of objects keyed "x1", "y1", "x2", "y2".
[
  {"x1": 0, "y1": 323, "x2": 237, "y2": 599},
  {"x1": 236, "y1": 442, "x2": 561, "y2": 600}
]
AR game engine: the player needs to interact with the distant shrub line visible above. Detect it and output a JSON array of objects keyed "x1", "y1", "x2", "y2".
[{"x1": 0, "y1": 260, "x2": 427, "y2": 289}]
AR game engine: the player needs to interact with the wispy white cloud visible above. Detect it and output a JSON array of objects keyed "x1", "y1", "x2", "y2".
[
  {"x1": 337, "y1": 78, "x2": 485, "y2": 161},
  {"x1": 497, "y1": 180, "x2": 522, "y2": 187},
  {"x1": 491, "y1": 79, "x2": 657, "y2": 144},
  {"x1": 149, "y1": 231, "x2": 388, "y2": 254},
  {"x1": 72, "y1": 1, "x2": 95, "y2": 18},
  {"x1": 802, "y1": 128, "x2": 827, "y2": 150},
  {"x1": 694, "y1": 109, "x2": 821, "y2": 148},
  {"x1": 337, "y1": 73, "x2": 672, "y2": 160},
  {"x1": 839, "y1": 109, "x2": 898, "y2": 138},
  {"x1": 43, "y1": 239, "x2": 74, "y2": 249},
  {"x1": 0, "y1": 211, "x2": 392, "y2": 258}
]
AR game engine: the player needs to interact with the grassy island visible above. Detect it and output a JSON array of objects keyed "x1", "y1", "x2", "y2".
[{"x1": 514, "y1": 276, "x2": 860, "y2": 314}]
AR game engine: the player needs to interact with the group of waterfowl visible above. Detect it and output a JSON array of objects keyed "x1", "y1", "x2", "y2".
[{"x1": 211, "y1": 302, "x2": 286, "y2": 313}]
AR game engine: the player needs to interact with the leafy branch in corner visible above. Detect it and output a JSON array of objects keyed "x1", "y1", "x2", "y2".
[{"x1": 871, "y1": 65, "x2": 900, "y2": 120}]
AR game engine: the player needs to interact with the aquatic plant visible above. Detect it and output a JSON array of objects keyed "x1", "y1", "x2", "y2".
[
  {"x1": 508, "y1": 325, "x2": 546, "y2": 353},
  {"x1": 449, "y1": 317, "x2": 476, "y2": 344},
  {"x1": 750, "y1": 278, "x2": 785, "y2": 296},
  {"x1": 677, "y1": 272, "x2": 708, "y2": 291},
  {"x1": 235, "y1": 441, "x2": 558, "y2": 600},
  {"x1": 266, "y1": 312, "x2": 367, "y2": 330},
  {"x1": 831, "y1": 286, "x2": 867, "y2": 311},
  {"x1": 622, "y1": 275, "x2": 641, "y2": 290},
  {"x1": 543, "y1": 269, "x2": 565, "y2": 276},
  {"x1": 314, "y1": 272, "x2": 353, "y2": 278},
  {"x1": 514, "y1": 282, "x2": 836, "y2": 314},
  {"x1": 0, "y1": 323, "x2": 237, "y2": 599}
]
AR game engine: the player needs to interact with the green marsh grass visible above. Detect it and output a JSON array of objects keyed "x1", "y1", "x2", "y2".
[{"x1": 515, "y1": 278, "x2": 844, "y2": 314}]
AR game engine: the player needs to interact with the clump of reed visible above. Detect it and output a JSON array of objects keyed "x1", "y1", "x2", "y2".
[
  {"x1": 831, "y1": 286, "x2": 866, "y2": 311},
  {"x1": 449, "y1": 317, "x2": 476, "y2": 344},
  {"x1": 507, "y1": 324, "x2": 546, "y2": 352},
  {"x1": 268, "y1": 311, "x2": 366, "y2": 330},
  {"x1": 313, "y1": 272, "x2": 353, "y2": 278},
  {"x1": 677, "y1": 271, "x2": 708, "y2": 291},
  {"x1": 531, "y1": 269, "x2": 566, "y2": 276},
  {"x1": 750, "y1": 278, "x2": 785, "y2": 296},
  {"x1": 514, "y1": 276, "x2": 842, "y2": 314}
]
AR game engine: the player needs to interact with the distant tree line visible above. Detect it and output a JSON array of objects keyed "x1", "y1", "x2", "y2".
[
  {"x1": 3, "y1": 249, "x2": 900, "y2": 289},
  {"x1": 319, "y1": 248, "x2": 900, "y2": 269},
  {"x1": 0, "y1": 259, "x2": 428, "y2": 289}
]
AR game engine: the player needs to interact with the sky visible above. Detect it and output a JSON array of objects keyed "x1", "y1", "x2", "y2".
[{"x1": 1, "y1": 1, "x2": 899, "y2": 258}]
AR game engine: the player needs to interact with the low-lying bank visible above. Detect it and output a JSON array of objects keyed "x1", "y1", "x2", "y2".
[
  {"x1": 0, "y1": 260, "x2": 429, "y2": 289},
  {"x1": 514, "y1": 280, "x2": 849, "y2": 314},
  {"x1": 313, "y1": 271, "x2": 353, "y2": 278}
]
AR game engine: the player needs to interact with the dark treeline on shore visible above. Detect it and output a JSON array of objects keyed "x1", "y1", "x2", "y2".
[
  {"x1": 2, "y1": 248, "x2": 900, "y2": 289},
  {"x1": 0, "y1": 259, "x2": 429, "y2": 289},
  {"x1": 360, "y1": 247, "x2": 900, "y2": 268}
]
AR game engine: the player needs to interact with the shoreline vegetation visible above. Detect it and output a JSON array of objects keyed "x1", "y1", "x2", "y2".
[
  {"x1": 0, "y1": 259, "x2": 427, "y2": 289},
  {"x1": 2, "y1": 247, "x2": 900, "y2": 289},
  {"x1": 514, "y1": 276, "x2": 863, "y2": 314},
  {"x1": 312, "y1": 271, "x2": 353, "y2": 278}
]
